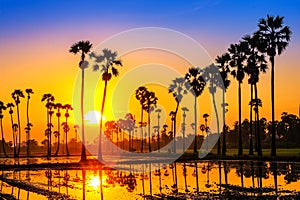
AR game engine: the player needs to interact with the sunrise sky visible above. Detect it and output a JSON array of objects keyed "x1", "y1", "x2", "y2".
[{"x1": 0, "y1": 0, "x2": 299, "y2": 143}]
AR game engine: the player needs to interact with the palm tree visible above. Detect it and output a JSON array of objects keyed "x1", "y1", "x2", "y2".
[
  {"x1": 54, "y1": 103, "x2": 63, "y2": 156},
  {"x1": 203, "y1": 113, "x2": 210, "y2": 152},
  {"x1": 69, "y1": 40, "x2": 93, "y2": 162},
  {"x1": 11, "y1": 89, "x2": 24, "y2": 157},
  {"x1": 185, "y1": 67, "x2": 206, "y2": 155},
  {"x1": 169, "y1": 77, "x2": 189, "y2": 153},
  {"x1": 135, "y1": 86, "x2": 148, "y2": 152},
  {"x1": 228, "y1": 42, "x2": 248, "y2": 156},
  {"x1": 243, "y1": 34, "x2": 268, "y2": 156},
  {"x1": 41, "y1": 93, "x2": 55, "y2": 157},
  {"x1": 215, "y1": 53, "x2": 231, "y2": 156},
  {"x1": 155, "y1": 109, "x2": 162, "y2": 152},
  {"x1": 250, "y1": 98, "x2": 263, "y2": 156},
  {"x1": 124, "y1": 113, "x2": 135, "y2": 152},
  {"x1": 254, "y1": 15, "x2": 292, "y2": 157},
  {"x1": 62, "y1": 104, "x2": 73, "y2": 156},
  {"x1": 143, "y1": 90, "x2": 158, "y2": 152},
  {"x1": 74, "y1": 125, "x2": 79, "y2": 143},
  {"x1": 91, "y1": 48, "x2": 122, "y2": 161},
  {"x1": 0, "y1": 101, "x2": 8, "y2": 157},
  {"x1": 25, "y1": 89, "x2": 34, "y2": 158},
  {"x1": 181, "y1": 107, "x2": 189, "y2": 152},
  {"x1": 203, "y1": 64, "x2": 224, "y2": 155},
  {"x1": 7, "y1": 103, "x2": 16, "y2": 156}
]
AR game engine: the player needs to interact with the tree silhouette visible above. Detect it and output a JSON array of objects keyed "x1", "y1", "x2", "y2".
[
  {"x1": 185, "y1": 67, "x2": 206, "y2": 155},
  {"x1": 91, "y1": 48, "x2": 122, "y2": 161},
  {"x1": 228, "y1": 42, "x2": 248, "y2": 156},
  {"x1": 42, "y1": 93, "x2": 55, "y2": 157},
  {"x1": 0, "y1": 101, "x2": 8, "y2": 157},
  {"x1": 54, "y1": 103, "x2": 63, "y2": 156},
  {"x1": 243, "y1": 34, "x2": 268, "y2": 156},
  {"x1": 25, "y1": 88, "x2": 34, "y2": 158},
  {"x1": 7, "y1": 103, "x2": 17, "y2": 156},
  {"x1": 254, "y1": 15, "x2": 292, "y2": 157},
  {"x1": 169, "y1": 77, "x2": 189, "y2": 153},
  {"x1": 203, "y1": 64, "x2": 224, "y2": 155},
  {"x1": 104, "y1": 121, "x2": 118, "y2": 152},
  {"x1": 142, "y1": 90, "x2": 158, "y2": 152},
  {"x1": 69, "y1": 40, "x2": 92, "y2": 162},
  {"x1": 155, "y1": 108, "x2": 162, "y2": 152},
  {"x1": 11, "y1": 89, "x2": 24, "y2": 157},
  {"x1": 135, "y1": 86, "x2": 148, "y2": 152},
  {"x1": 181, "y1": 107, "x2": 189, "y2": 152},
  {"x1": 124, "y1": 113, "x2": 135, "y2": 151},
  {"x1": 215, "y1": 53, "x2": 231, "y2": 156},
  {"x1": 62, "y1": 104, "x2": 73, "y2": 156}
]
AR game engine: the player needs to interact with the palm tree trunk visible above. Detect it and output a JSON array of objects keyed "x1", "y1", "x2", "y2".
[
  {"x1": 249, "y1": 84, "x2": 254, "y2": 155},
  {"x1": 173, "y1": 101, "x2": 179, "y2": 154},
  {"x1": 195, "y1": 162, "x2": 199, "y2": 192},
  {"x1": 16, "y1": 105, "x2": 21, "y2": 157},
  {"x1": 193, "y1": 96, "x2": 197, "y2": 155},
  {"x1": 46, "y1": 108, "x2": 50, "y2": 158},
  {"x1": 98, "y1": 80, "x2": 108, "y2": 161},
  {"x1": 66, "y1": 118, "x2": 70, "y2": 156},
  {"x1": 26, "y1": 97, "x2": 30, "y2": 158},
  {"x1": 238, "y1": 82, "x2": 243, "y2": 156},
  {"x1": 10, "y1": 113, "x2": 16, "y2": 157},
  {"x1": 255, "y1": 84, "x2": 262, "y2": 157},
  {"x1": 140, "y1": 108, "x2": 144, "y2": 153},
  {"x1": 55, "y1": 116, "x2": 60, "y2": 156},
  {"x1": 270, "y1": 56, "x2": 276, "y2": 157},
  {"x1": 148, "y1": 110, "x2": 151, "y2": 152},
  {"x1": 212, "y1": 91, "x2": 220, "y2": 155},
  {"x1": 222, "y1": 89, "x2": 226, "y2": 156},
  {"x1": 0, "y1": 119, "x2": 8, "y2": 157},
  {"x1": 49, "y1": 114, "x2": 52, "y2": 156},
  {"x1": 81, "y1": 68, "x2": 87, "y2": 161}
]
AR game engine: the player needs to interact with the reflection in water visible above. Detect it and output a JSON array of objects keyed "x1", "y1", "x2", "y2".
[{"x1": 0, "y1": 160, "x2": 299, "y2": 199}]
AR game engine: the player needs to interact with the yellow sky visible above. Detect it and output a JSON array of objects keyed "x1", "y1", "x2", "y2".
[{"x1": 0, "y1": 39, "x2": 299, "y2": 144}]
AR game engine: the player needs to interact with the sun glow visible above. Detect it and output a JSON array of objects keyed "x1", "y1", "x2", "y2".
[
  {"x1": 89, "y1": 176, "x2": 101, "y2": 188},
  {"x1": 85, "y1": 110, "x2": 106, "y2": 124}
]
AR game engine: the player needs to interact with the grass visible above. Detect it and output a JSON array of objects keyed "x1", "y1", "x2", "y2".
[
  {"x1": 179, "y1": 148, "x2": 300, "y2": 162},
  {"x1": 209, "y1": 148, "x2": 300, "y2": 157}
]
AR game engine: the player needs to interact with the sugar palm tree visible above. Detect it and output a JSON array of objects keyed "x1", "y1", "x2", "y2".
[
  {"x1": 243, "y1": 34, "x2": 268, "y2": 156},
  {"x1": 41, "y1": 93, "x2": 55, "y2": 157},
  {"x1": 254, "y1": 15, "x2": 291, "y2": 157},
  {"x1": 143, "y1": 90, "x2": 158, "y2": 152},
  {"x1": 155, "y1": 108, "x2": 162, "y2": 152},
  {"x1": 69, "y1": 40, "x2": 92, "y2": 162},
  {"x1": 135, "y1": 86, "x2": 149, "y2": 152},
  {"x1": 25, "y1": 88, "x2": 34, "y2": 158},
  {"x1": 215, "y1": 53, "x2": 231, "y2": 156},
  {"x1": 62, "y1": 104, "x2": 73, "y2": 156},
  {"x1": 0, "y1": 101, "x2": 8, "y2": 157},
  {"x1": 91, "y1": 48, "x2": 122, "y2": 161},
  {"x1": 228, "y1": 42, "x2": 248, "y2": 156},
  {"x1": 203, "y1": 113, "x2": 210, "y2": 152},
  {"x1": 185, "y1": 67, "x2": 206, "y2": 155},
  {"x1": 7, "y1": 103, "x2": 16, "y2": 156},
  {"x1": 54, "y1": 103, "x2": 63, "y2": 156},
  {"x1": 181, "y1": 107, "x2": 189, "y2": 152},
  {"x1": 250, "y1": 98, "x2": 263, "y2": 155},
  {"x1": 203, "y1": 64, "x2": 224, "y2": 155},
  {"x1": 124, "y1": 113, "x2": 135, "y2": 151},
  {"x1": 169, "y1": 77, "x2": 189, "y2": 153},
  {"x1": 11, "y1": 89, "x2": 24, "y2": 157}
]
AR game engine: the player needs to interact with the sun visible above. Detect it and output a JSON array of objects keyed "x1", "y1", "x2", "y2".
[
  {"x1": 89, "y1": 176, "x2": 100, "y2": 188},
  {"x1": 85, "y1": 110, "x2": 106, "y2": 124}
]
